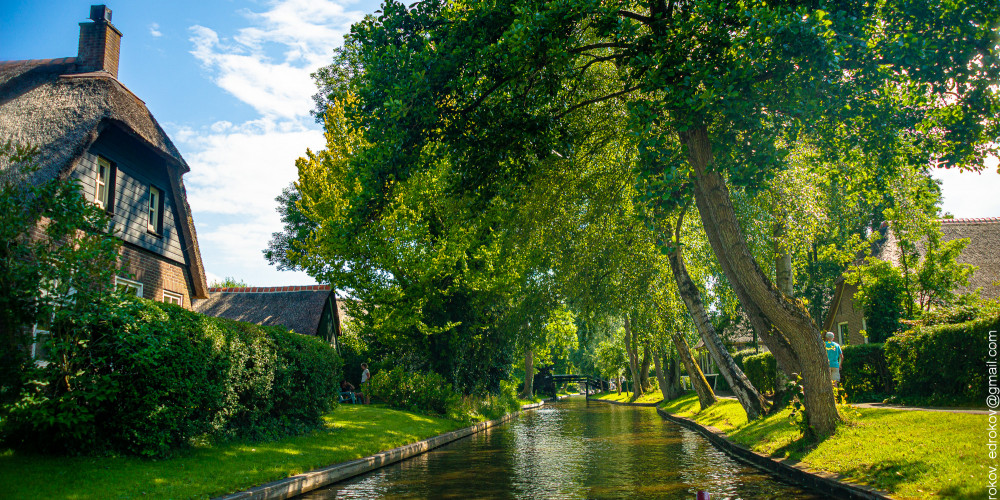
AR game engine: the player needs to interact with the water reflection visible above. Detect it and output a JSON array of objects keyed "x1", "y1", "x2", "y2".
[{"x1": 301, "y1": 397, "x2": 825, "y2": 499}]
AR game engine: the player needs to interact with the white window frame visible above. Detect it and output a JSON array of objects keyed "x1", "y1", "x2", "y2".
[
  {"x1": 31, "y1": 323, "x2": 51, "y2": 367},
  {"x1": 95, "y1": 157, "x2": 111, "y2": 209},
  {"x1": 861, "y1": 318, "x2": 869, "y2": 343},
  {"x1": 837, "y1": 321, "x2": 849, "y2": 345},
  {"x1": 163, "y1": 290, "x2": 183, "y2": 306},
  {"x1": 147, "y1": 185, "x2": 162, "y2": 234},
  {"x1": 115, "y1": 276, "x2": 143, "y2": 298}
]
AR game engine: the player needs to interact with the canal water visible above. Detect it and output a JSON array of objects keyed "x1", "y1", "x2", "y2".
[{"x1": 301, "y1": 396, "x2": 825, "y2": 499}]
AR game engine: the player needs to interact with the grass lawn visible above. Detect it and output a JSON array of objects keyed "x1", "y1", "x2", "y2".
[
  {"x1": 0, "y1": 404, "x2": 468, "y2": 500},
  {"x1": 661, "y1": 392, "x2": 984, "y2": 499},
  {"x1": 592, "y1": 390, "x2": 663, "y2": 404}
]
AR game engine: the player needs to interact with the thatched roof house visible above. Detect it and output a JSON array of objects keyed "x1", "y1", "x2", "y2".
[
  {"x1": 0, "y1": 5, "x2": 208, "y2": 306},
  {"x1": 193, "y1": 285, "x2": 349, "y2": 346},
  {"x1": 824, "y1": 217, "x2": 1000, "y2": 344}
]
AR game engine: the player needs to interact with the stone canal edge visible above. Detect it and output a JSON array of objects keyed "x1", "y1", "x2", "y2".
[
  {"x1": 655, "y1": 407, "x2": 893, "y2": 500},
  {"x1": 214, "y1": 401, "x2": 547, "y2": 500}
]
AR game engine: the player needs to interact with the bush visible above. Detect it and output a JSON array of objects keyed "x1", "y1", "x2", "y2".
[
  {"x1": 743, "y1": 352, "x2": 776, "y2": 395},
  {"x1": 0, "y1": 295, "x2": 341, "y2": 457},
  {"x1": 365, "y1": 366, "x2": 460, "y2": 416},
  {"x1": 884, "y1": 312, "x2": 998, "y2": 406},
  {"x1": 840, "y1": 343, "x2": 893, "y2": 402}
]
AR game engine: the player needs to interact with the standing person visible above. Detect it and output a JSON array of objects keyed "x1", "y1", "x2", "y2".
[
  {"x1": 825, "y1": 332, "x2": 844, "y2": 387},
  {"x1": 359, "y1": 363, "x2": 371, "y2": 404}
]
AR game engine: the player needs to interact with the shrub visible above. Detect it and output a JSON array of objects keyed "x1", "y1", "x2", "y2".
[
  {"x1": 0, "y1": 296, "x2": 341, "y2": 457},
  {"x1": 732, "y1": 348, "x2": 759, "y2": 371},
  {"x1": 743, "y1": 352, "x2": 776, "y2": 395},
  {"x1": 365, "y1": 367, "x2": 460, "y2": 416},
  {"x1": 840, "y1": 343, "x2": 893, "y2": 402},
  {"x1": 884, "y1": 312, "x2": 998, "y2": 405}
]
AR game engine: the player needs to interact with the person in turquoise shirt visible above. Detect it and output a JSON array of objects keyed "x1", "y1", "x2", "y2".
[{"x1": 825, "y1": 332, "x2": 844, "y2": 387}]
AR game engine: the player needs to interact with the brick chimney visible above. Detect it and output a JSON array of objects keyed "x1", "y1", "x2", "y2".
[{"x1": 76, "y1": 5, "x2": 123, "y2": 78}]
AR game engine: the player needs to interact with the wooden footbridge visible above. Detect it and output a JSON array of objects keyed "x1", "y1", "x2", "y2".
[{"x1": 537, "y1": 373, "x2": 606, "y2": 399}]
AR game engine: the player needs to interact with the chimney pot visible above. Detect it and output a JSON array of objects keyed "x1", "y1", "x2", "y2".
[{"x1": 89, "y1": 5, "x2": 112, "y2": 23}]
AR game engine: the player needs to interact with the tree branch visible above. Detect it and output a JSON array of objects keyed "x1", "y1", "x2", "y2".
[{"x1": 554, "y1": 85, "x2": 642, "y2": 119}]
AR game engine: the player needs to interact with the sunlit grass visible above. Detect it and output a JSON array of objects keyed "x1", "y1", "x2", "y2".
[
  {"x1": 592, "y1": 390, "x2": 663, "y2": 404},
  {"x1": 0, "y1": 405, "x2": 467, "y2": 500},
  {"x1": 661, "y1": 392, "x2": 985, "y2": 499}
]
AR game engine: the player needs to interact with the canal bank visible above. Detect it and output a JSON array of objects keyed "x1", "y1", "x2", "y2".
[
  {"x1": 299, "y1": 396, "x2": 827, "y2": 499},
  {"x1": 215, "y1": 401, "x2": 546, "y2": 500}
]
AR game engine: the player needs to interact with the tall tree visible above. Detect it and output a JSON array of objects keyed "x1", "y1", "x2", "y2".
[{"x1": 327, "y1": 0, "x2": 997, "y2": 435}]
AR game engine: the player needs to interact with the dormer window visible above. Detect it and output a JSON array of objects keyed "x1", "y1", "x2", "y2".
[
  {"x1": 95, "y1": 156, "x2": 115, "y2": 212},
  {"x1": 147, "y1": 185, "x2": 163, "y2": 234}
]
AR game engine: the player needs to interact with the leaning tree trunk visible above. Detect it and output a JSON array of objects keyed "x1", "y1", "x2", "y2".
[
  {"x1": 623, "y1": 313, "x2": 644, "y2": 402},
  {"x1": 668, "y1": 216, "x2": 768, "y2": 420},
  {"x1": 639, "y1": 344, "x2": 652, "y2": 393},
  {"x1": 671, "y1": 331, "x2": 717, "y2": 410},
  {"x1": 521, "y1": 348, "x2": 534, "y2": 399},
  {"x1": 682, "y1": 126, "x2": 839, "y2": 436}
]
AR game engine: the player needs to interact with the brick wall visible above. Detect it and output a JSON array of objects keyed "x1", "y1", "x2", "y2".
[
  {"x1": 76, "y1": 15, "x2": 122, "y2": 77},
  {"x1": 828, "y1": 283, "x2": 867, "y2": 345},
  {"x1": 119, "y1": 244, "x2": 195, "y2": 308}
]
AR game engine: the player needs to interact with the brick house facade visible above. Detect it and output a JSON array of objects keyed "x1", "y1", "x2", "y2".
[{"x1": 0, "y1": 5, "x2": 208, "y2": 307}]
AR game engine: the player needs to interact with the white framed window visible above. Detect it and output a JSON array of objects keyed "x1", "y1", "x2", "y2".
[
  {"x1": 163, "y1": 290, "x2": 183, "y2": 306},
  {"x1": 31, "y1": 320, "x2": 52, "y2": 367},
  {"x1": 837, "y1": 322, "x2": 849, "y2": 345},
  {"x1": 95, "y1": 157, "x2": 113, "y2": 209},
  {"x1": 115, "y1": 276, "x2": 143, "y2": 298},
  {"x1": 861, "y1": 318, "x2": 869, "y2": 343},
  {"x1": 147, "y1": 185, "x2": 162, "y2": 234}
]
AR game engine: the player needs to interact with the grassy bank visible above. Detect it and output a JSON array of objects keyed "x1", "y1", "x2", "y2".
[
  {"x1": 592, "y1": 390, "x2": 663, "y2": 404},
  {"x1": 0, "y1": 405, "x2": 468, "y2": 500},
  {"x1": 661, "y1": 393, "x2": 982, "y2": 499}
]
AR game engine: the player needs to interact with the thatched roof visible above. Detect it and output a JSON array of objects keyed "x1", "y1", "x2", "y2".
[
  {"x1": 0, "y1": 57, "x2": 208, "y2": 298},
  {"x1": 192, "y1": 285, "x2": 346, "y2": 337},
  {"x1": 875, "y1": 217, "x2": 1000, "y2": 300}
]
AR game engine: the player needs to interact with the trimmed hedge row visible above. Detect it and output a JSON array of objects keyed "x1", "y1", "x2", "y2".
[
  {"x1": 884, "y1": 312, "x2": 998, "y2": 405},
  {"x1": 743, "y1": 352, "x2": 777, "y2": 395},
  {"x1": 1, "y1": 296, "x2": 341, "y2": 457},
  {"x1": 840, "y1": 343, "x2": 893, "y2": 402}
]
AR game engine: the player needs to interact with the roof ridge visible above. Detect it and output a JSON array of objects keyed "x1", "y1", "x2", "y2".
[
  {"x1": 209, "y1": 285, "x2": 331, "y2": 293},
  {"x1": 939, "y1": 217, "x2": 1000, "y2": 223}
]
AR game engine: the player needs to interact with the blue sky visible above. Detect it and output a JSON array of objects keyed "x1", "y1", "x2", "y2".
[{"x1": 2, "y1": 1, "x2": 998, "y2": 286}]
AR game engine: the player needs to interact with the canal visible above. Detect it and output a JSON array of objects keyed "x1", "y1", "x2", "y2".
[{"x1": 302, "y1": 396, "x2": 825, "y2": 499}]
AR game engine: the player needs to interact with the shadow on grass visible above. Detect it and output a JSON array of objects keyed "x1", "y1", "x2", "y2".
[{"x1": 841, "y1": 459, "x2": 930, "y2": 492}]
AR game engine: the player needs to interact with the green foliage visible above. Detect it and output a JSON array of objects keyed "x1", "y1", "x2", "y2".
[
  {"x1": 0, "y1": 296, "x2": 341, "y2": 457},
  {"x1": 0, "y1": 141, "x2": 121, "y2": 406},
  {"x1": 743, "y1": 352, "x2": 777, "y2": 395},
  {"x1": 848, "y1": 260, "x2": 908, "y2": 343},
  {"x1": 840, "y1": 343, "x2": 893, "y2": 402},
  {"x1": 365, "y1": 367, "x2": 460, "y2": 416},
  {"x1": 208, "y1": 276, "x2": 248, "y2": 288},
  {"x1": 884, "y1": 313, "x2": 997, "y2": 406},
  {"x1": 783, "y1": 374, "x2": 813, "y2": 439},
  {"x1": 731, "y1": 348, "x2": 759, "y2": 371}
]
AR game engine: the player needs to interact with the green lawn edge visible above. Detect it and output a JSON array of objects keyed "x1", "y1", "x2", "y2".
[
  {"x1": 592, "y1": 390, "x2": 663, "y2": 404},
  {"x1": 0, "y1": 405, "x2": 474, "y2": 500},
  {"x1": 659, "y1": 392, "x2": 985, "y2": 499}
]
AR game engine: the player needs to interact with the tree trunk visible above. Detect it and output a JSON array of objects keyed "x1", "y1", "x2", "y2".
[
  {"x1": 682, "y1": 126, "x2": 840, "y2": 436},
  {"x1": 623, "y1": 313, "x2": 643, "y2": 402},
  {"x1": 668, "y1": 220, "x2": 768, "y2": 420},
  {"x1": 671, "y1": 331, "x2": 716, "y2": 410},
  {"x1": 654, "y1": 351, "x2": 684, "y2": 401},
  {"x1": 521, "y1": 348, "x2": 534, "y2": 399},
  {"x1": 774, "y1": 221, "x2": 794, "y2": 297},
  {"x1": 639, "y1": 344, "x2": 652, "y2": 393}
]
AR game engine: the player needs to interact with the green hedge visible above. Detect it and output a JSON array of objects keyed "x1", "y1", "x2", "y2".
[
  {"x1": 0, "y1": 296, "x2": 341, "y2": 457},
  {"x1": 366, "y1": 366, "x2": 460, "y2": 416},
  {"x1": 840, "y1": 343, "x2": 893, "y2": 402},
  {"x1": 884, "y1": 312, "x2": 998, "y2": 405},
  {"x1": 743, "y1": 351, "x2": 776, "y2": 395}
]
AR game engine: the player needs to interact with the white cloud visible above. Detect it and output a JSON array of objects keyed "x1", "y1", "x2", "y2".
[
  {"x1": 188, "y1": 0, "x2": 363, "y2": 119},
  {"x1": 178, "y1": 0, "x2": 360, "y2": 286},
  {"x1": 149, "y1": 22, "x2": 162, "y2": 38}
]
